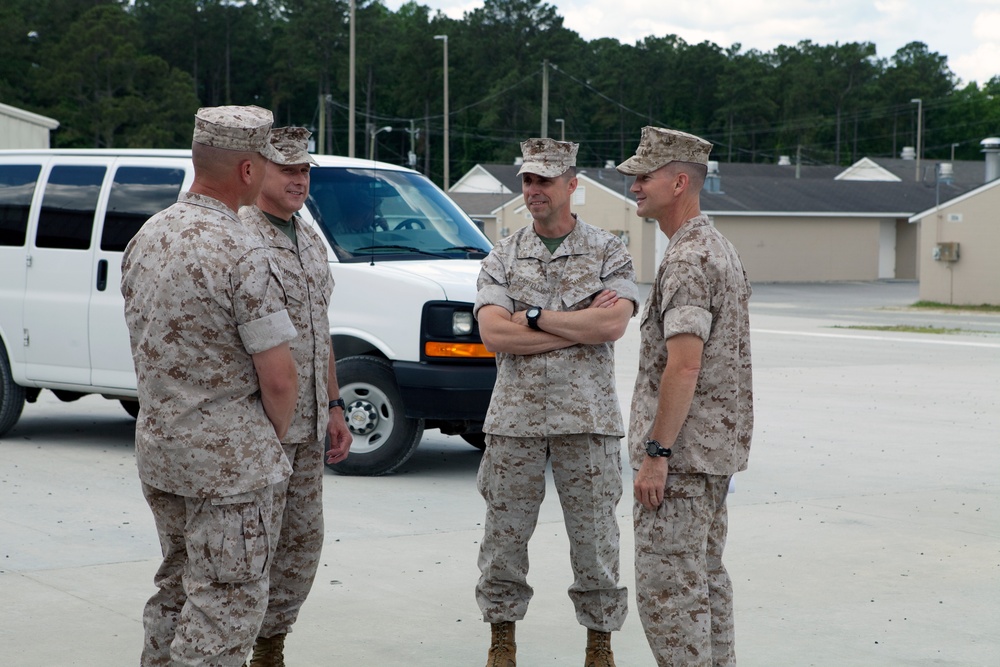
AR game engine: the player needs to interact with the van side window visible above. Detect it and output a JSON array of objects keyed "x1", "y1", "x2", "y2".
[
  {"x1": 35, "y1": 165, "x2": 106, "y2": 250},
  {"x1": 0, "y1": 164, "x2": 42, "y2": 247},
  {"x1": 102, "y1": 167, "x2": 185, "y2": 252}
]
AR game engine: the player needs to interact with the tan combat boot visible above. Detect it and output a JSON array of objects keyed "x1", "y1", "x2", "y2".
[
  {"x1": 584, "y1": 629, "x2": 616, "y2": 667},
  {"x1": 248, "y1": 634, "x2": 286, "y2": 667},
  {"x1": 486, "y1": 621, "x2": 516, "y2": 667}
]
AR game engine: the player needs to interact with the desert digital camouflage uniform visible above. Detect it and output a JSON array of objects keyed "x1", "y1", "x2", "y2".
[
  {"x1": 122, "y1": 105, "x2": 296, "y2": 666},
  {"x1": 240, "y1": 202, "x2": 334, "y2": 638},
  {"x1": 628, "y1": 213, "x2": 753, "y2": 667},
  {"x1": 474, "y1": 217, "x2": 638, "y2": 630}
]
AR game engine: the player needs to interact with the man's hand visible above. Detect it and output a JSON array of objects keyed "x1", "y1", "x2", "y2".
[
  {"x1": 634, "y1": 456, "x2": 669, "y2": 510},
  {"x1": 589, "y1": 289, "x2": 619, "y2": 309},
  {"x1": 325, "y1": 407, "x2": 353, "y2": 465}
]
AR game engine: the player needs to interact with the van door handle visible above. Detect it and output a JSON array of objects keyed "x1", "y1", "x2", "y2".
[{"x1": 96, "y1": 259, "x2": 108, "y2": 291}]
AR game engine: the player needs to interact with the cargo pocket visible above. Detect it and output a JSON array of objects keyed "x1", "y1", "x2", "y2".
[
  {"x1": 635, "y1": 473, "x2": 708, "y2": 557},
  {"x1": 190, "y1": 488, "x2": 272, "y2": 584}
]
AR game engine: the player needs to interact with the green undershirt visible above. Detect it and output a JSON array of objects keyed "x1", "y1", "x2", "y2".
[
  {"x1": 537, "y1": 232, "x2": 569, "y2": 254},
  {"x1": 263, "y1": 211, "x2": 297, "y2": 247}
]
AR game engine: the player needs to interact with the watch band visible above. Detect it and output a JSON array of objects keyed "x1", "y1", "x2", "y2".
[{"x1": 328, "y1": 398, "x2": 346, "y2": 411}]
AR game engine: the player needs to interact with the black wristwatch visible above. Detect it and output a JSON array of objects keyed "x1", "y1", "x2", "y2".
[
  {"x1": 328, "y1": 398, "x2": 347, "y2": 411},
  {"x1": 526, "y1": 307, "x2": 542, "y2": 331},
  {"x1": 645, "y1": 439, "x2": 672, "y2": 458}
]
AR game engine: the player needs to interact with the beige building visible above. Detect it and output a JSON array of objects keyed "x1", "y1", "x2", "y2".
[
  {"x1": 909, "y1": 178, "x2": 1000, "y2": 305},
  {"x1": 0, "y1": 103, "x2": 59, "y2": 149}
]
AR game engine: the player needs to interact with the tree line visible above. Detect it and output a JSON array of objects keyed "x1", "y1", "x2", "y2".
[{"x1": 3, "y1": 0, "x2": 999, "y2": 187}]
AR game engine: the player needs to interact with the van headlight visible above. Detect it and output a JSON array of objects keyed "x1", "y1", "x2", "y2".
[
  {"x1": 452, "y1": 311, "x2": 474, "y2": 336},
  {"x1": 420, "y1": 302, "x2": 494, "y2": 360}
]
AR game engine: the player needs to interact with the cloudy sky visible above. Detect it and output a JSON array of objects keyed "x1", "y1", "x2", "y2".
[{"x1": 383, "y1": 0, "x2": 1000, "y2": 86}]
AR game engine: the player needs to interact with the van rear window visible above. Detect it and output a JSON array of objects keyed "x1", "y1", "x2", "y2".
[
  {"x1": 36, "y1": 165, "x2": 106, "y2": 250},
  {"x1": 0, "y1": 164, "x2": 41, "y2": 247},
  {"x1": 102, "y1": 167, "x2": 184, "y2": 252}
]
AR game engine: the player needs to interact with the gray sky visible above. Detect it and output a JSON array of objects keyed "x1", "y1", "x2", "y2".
[{"x1": 384, "y1": 0, "x2": 1000, "y2": 87}]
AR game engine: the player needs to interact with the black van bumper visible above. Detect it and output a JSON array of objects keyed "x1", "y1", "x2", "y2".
[{"x1": 393, "y1": 361, "x2": 496, "y2": 421}]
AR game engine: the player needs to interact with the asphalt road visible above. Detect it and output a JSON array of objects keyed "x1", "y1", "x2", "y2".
[{"x1": 2, "y1": 281, "x2": 998, "y2": 666}]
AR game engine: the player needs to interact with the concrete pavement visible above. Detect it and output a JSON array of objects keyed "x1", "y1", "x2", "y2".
[{"x1": 1, "y1": 281, "x2": 998, "y2": 666}]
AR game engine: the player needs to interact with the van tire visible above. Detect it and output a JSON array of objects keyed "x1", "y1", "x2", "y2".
[
  {"x1": 120, "y1": 399, "x2": 140, "y2": 419},
  {"x1": 327, "y1": 355, "x2": 423, "y2": 476},
  {"x1": 0, "y1": 347, "x2": 26, "y2": 437}
]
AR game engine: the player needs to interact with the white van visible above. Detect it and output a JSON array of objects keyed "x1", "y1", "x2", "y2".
[{"x1": 0, "y1": 149, "x2": 496, "y2": 475}]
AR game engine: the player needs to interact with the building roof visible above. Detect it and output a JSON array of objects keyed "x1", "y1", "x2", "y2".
[
  {"x1": 0, "y1": 102, "x2": 59, "y2": 129},
  {"x1": 701, "y1": 175, "x2": 974, "y2": 216}
]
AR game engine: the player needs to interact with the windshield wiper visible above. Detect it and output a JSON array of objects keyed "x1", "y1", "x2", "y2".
[
  {"x1": 443, "y1": 245, "x2": 490, "y2": 255},
  {"x1": 355, "y1": 244, "x2": 450, "y2": 258}
]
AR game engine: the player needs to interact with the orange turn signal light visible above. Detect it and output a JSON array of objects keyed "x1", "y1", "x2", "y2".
[{"x1": 424, "y1": 341, "x2": 495, "y2": 358}]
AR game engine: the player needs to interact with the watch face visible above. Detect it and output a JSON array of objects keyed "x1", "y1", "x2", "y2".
[
  {"x1": 645, "y1": 440, "x2": 670, "y2": 457},
  {"x1": 527, "y1": 307, "x2": 540, "y2": 318}
]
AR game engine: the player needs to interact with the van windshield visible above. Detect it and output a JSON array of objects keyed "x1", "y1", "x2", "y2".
[{"x1": 306, "y1": 167, "x2": 491, "y2": 262}]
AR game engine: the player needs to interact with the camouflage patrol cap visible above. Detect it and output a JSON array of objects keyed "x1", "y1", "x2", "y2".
[
  {"x1": 517, "y1": 137, "x2": 579, "y2": 178},
  {"x1": 616, "y1": 126, "x2": 713, "y2": 175},
  {"x1": 193, "y1": 105, "x2": 283, "y2": 162},
  {"x1": 269, "y1": 126, "x2": 319, "y2": 166}
]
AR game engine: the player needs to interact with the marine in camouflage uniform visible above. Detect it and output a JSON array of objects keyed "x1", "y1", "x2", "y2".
[
  {"x1": 122, "y1": 106, "x2": 299, "y2": 667},
  {"x1": 618, "y1": 127, "x2": 753, "y2": 667},
  {"x1": 239, "y1": 127, "x2": 353, "y2": 666},
  {"x1": 474, "y1": 138, "x2": 638, "y2": 666}
]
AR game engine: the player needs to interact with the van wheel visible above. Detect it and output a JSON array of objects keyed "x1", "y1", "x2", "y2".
[
  {"x1": 327, "y1": 355, "x2": 423, "y2": 476},
  {"x1": 0, "y1": 348, "x2": 26, "y2": 437},
  {"x1": 120, "y1": 400, "x2": 140, "y2": 419}
]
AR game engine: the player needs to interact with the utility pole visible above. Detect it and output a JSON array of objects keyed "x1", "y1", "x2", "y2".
[
  {"x1": 318, "y1": 94, "x2": 325, "y2": 155},
  {"x1": 540, "y1": 59, "x2": 549, "y2": 138},
  {"x1": 434, "y1": 35, "x2": 449, "y2": 189},
  {"x1": 348, "y1": 0, "x2": 356, "y2": 157},
  {"x1": 911, "y1": 98, "x2": 923, "y2": 182}
]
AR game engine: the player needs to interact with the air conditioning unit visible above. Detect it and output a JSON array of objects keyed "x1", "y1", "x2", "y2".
[{"x1": 932, "y1": 242, "x2": 960, "y2": 262}]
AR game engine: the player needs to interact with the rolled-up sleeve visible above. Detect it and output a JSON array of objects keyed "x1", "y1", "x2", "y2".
[
  {"x1": 474, "y1": 252, "x2": 514, "y2": 318},
  {"x1": 232, "y1": 248, "x2": 297, "y2": 353},
  {"x1": 601, "y1": 237, "x2": 639, "y2": 314},
  {"x1": 660, "y1": 261, "x2": 712, "y2": 342},
  {"x1": 239, "y1": 309, "x2": 297, "y2": 354}
]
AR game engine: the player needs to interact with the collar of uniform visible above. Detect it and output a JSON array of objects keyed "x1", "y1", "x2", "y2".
[
  {"x1": 667, "y1": 213, "x2": 711, "y2": 248},
  {"x1": 180, "y1": 191, "x2": 240, "y2": 222},
  {"x1": 243, "y1": 205, "x2": 296, "y2": 250},
  {"x1": 516, "y1": 214, "x2": 588, "y2": 261}
]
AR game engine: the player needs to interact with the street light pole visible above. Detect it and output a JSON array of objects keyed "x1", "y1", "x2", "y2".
[
  {"x1": 369, "y1": 125, "x2": 391, "y2": 161},
  {"x1": 911, "y1": 98, "x2": 922, "y2": 182},
  {"x1": 434, "y1": 34, "x2": 449, "y2": 190},
  {"x1": 555, "y1": 118, "x2": 565, "y2": 142}
]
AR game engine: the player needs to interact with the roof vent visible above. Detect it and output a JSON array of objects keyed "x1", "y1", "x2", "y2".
[
  {"x1": 901, "y1": 146, "x2": 916, "y2": 160},
  {"x1": 705, "y1": 161, "x2": 722, "y2": 194},
  {"x1": 937, "y1": 162, "x2": 954, "y2": 185},
  {"x1": 777, "y1": 155, "x2": 791, "y2": 166},
  {"x1": 982, "y1": 137, "x2": 1000, "y2": 182}
]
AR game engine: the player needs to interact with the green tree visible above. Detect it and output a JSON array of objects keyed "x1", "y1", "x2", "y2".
[{"x1": 33, "y1": 4, "x2": 197, "y2": 147}]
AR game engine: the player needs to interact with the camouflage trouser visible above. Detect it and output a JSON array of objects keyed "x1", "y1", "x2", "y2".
[
  {"x1": 633, "y1": 473, "x2": 735, "y2": 667},
  {"x1": 140, "y1": 481, "x2": 285, "y2": 667},
  {"x1": 258, "y1": 440, "x2": 325, "y2": 638},
  {"x1": 476, "y1": 433, "x2": 629, "y2": 631}
]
